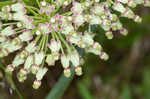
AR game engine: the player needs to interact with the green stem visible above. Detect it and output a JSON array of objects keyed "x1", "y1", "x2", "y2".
[
  {"x1": 36, "y1": 0, "x2": 41, "y2": 8},
  {"x1": 3, "y1": 22, "x2": 17, "y2": 26},
  {"x1": 57, "y1": 32, "x2": 71, "y2": 53},
  {"x1": 26, "y1": 6, "x2": 40, "y2": 16}
]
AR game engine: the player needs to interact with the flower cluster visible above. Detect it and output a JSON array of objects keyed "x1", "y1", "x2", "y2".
[{"x1": 0, "y1": 0, "x2": 149, "y2": 89}]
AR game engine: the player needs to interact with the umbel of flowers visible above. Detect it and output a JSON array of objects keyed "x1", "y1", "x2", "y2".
[{"x1": 0, "y1": 0, "x2": 149, "y2": 89}]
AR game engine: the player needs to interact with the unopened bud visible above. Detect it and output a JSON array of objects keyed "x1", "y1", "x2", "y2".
[
  {"x1": 64, "y1": 68, "x2": 71, "y2": 77},
  {"x1": 33, "y1": 80, "x2": 41, "y2": 89},
  {"x1": 75, "y1": 66, "x2": 82, "y2": 76},
  {"x1": 99, "y1": 52, "x2": 109, "y2": 61}
]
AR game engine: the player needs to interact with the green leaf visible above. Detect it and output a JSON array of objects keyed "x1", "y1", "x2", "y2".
[
  {"x1": 120, "y1": 85, "x2": 132, "y2": 99},
  {"x1": 77, "y1": 82, "x2": 95, "y2": 99},
  {"x1": 45, "y1": 67, "x2": 75, "y2": 99}
]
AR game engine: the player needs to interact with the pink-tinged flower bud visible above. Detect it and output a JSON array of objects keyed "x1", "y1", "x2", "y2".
[
  {"x1": 64, "y1": 68, "x2": 71, "y2": 77},
  {"x1": 61, "y1": 54, "x2": 70, "y2": 68},
  {"x1": 105, "y1": 31, "x2": 114, "y2": 40},
  {"x1": 120, "y1": 28, "x2": 128, "y2": 36},
  {"x1": 99, "y1": 51, "x2": 109, "y2": 61},
  {"x1": 17, "y1": 74, "x2": 27, "y2": 83},
  {"x1": 5, "y1": 64, "x2": 14, "y2": 73},
  {"x1": 46, "y1": 54, "x2": 56, "y2": 66},
  {"x1": 19, "y1": 30, "x2": 33, "y2": 42},
  {"x1": 75, "y1": 66, "x2": 82, "y2": 76},
  {"x1": 1, "y1": 26, "x2": 15, "y2": 36},
  {"x1": 31, "y1": 64, "x2": 40, "y2": 74},
  {"x1": 34, "y1": 51, "x2": 45, "y2": 65},
  {"x1": 48, "y1": 39, "x2": 61, "y2": 52},
  {"x1": 36, "y1": 67, "x2": 48, "y2": 80},
  {"x1": 18, "y1": 68, "x2": 28, "y2": 77},
  {"x1": 40, "y1": 9, "x2": 45, "y2": 14},
  {"x1": 33, "y1": 80, "x2": 41, "y2": 89}
]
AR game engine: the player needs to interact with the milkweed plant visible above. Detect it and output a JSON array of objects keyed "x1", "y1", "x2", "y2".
[{"x1": 0, "y1": 0, "x2": 149, "y2": 89}]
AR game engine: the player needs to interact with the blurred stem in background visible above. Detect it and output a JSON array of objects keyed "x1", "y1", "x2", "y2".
[{"x1": 0, "y1": 60, "x2": 23, "y2": 99}]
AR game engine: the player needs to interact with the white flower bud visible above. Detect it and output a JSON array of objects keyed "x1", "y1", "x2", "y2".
[
  {"x1": 1, "y1": 26, "x2": 15, "y2": 36},
  {"x1": 89, "y1": 15, "x2": 102, "y2": 25},
  {"x1": 71, "y1": 2, "x2": 83, "y2": 14},
  {"x1": 31, "y1": 64, "x2": 40, "y2": 74},
  {"x1": 75, "y1": 66, "x2": 82, "y2": 76},
  {"x1": 120, "y1": 28, "x2": 128, "y2": 36},
  {"x1": 40, "y1": 1, "x2": 47, "y2": 6},
  {"x1": 99, "y1": 52, "x2": 109, "y2": 61},
  {"x1": 61, "y1": 24, "x2": 74, "y2": 35},
  {"x1": 105, "y1": 31, "x2": 114, "y2": 39},
  {"x1": 24, "y1": 55, "x2": 33, "y2": 70},
  {"x1": 82, "y1": 32, "x2": 94, "y2": 46},
  {"x1": 36, "y1": 67, "x2": 48, "y2": 80},
  {"x1": 0, "y1": 36, "x2": 7, "y2": 42},
  {"x1": 19, "y1": 30, "x2": 33, "y2": 42},
  {"x1": 11, "y1": 3, "x2": 25, "y2": 12},
  {"x1": 18, "y1": 68, "x2": 28, "y2": 77},
  {"x1": 34, "y1": 51, "x2": 45, "y2": 65},
  {"x1": 61, "y1": 54, "x2": 70, "y2": 68},
  {"x1": 113, "y1": 2, "x2": 126, "y2": 13},
  {"x1": 46, "y1": 54, "x2": 56, "y2": 66},
  {"x1": 69, "y1": 51, "x2": 80, "y2": 67},
  {"x1": 5, "y1": 64, "x2": 14, "y2": 73},
  {"x1": 73, "y1": 15, "x2": 84, "y2": 26},
  {"x1": 87, "y1": 42, "x2": 103, "y2": 55},
  {"x1": 48, "y1": 39, "x2": 61, "y2": 52},
  {"x1": 25, "y1": 41, "x2": 37, "y2": 53},
  {"x1": 12, "y1": 54, "x2": 25, "y2": 67},
  {"x1": 17, "y1": 74, "x2": 27, "y2": 83},
  {"x1": 134, "y1": 15, "x2": 142, "y2": 23},
  {"x1": 0, "y1": 49, "x2": 9, "y2": 57},
  {"x1": 33, "y1": 80, "x2": 41, "y2": 89},
  {"x1": 50, "y1": 18, "x2": 56, "y2": 23},
  {"x1": 64, "y1": 68, "x2": 71, "y2": 77}
]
